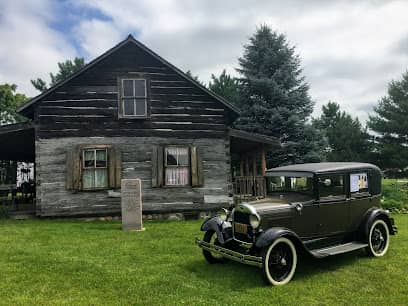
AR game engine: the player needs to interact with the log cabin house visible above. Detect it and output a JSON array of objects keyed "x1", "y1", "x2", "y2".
[{"x1": 0, "y1": 35, "x2": 279, "y2": 217}]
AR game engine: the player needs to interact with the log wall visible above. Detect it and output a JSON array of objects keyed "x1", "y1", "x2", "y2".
[{"x1": 35, "y1": 136, "x2": 230, "y2": 216}]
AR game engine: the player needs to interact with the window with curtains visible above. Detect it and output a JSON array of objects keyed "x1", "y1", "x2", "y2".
[
  {"x1": 82, "y1": 148, "x2": 108, "y2": 189},
  {"x1": 165, "y1": 146, "x2": 190, "y2": 186}
]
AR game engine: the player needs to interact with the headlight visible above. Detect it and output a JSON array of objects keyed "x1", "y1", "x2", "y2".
[
  {"x1": 217, "y1": 208, "x2": 229, "y2": 221},
  {"x1": 249, "y1": 214, "x2": 261, "y2": 229}
]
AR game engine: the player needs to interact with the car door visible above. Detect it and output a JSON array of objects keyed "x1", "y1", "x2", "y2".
[
  {"x1": 293, "y1": 199, "x2": 320, "y2": 239},
  {"x1": 315, "y1": 173, "x2": 349, "y2": 237}
]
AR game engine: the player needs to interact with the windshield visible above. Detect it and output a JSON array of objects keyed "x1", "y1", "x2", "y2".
[{"x1": 266, "y1": 175, "x2": 314, "y2": 197}]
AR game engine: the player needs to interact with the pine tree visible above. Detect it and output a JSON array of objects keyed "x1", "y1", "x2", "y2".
[
  {"x1": 208, "y1": 69, "x2": 240, "y2": 106},
  {"x1": 31, "y1": 57, "x2": 85, "y2": 92},
  {"x1": 368, "y1": 71, "x2": 408, "y2": 169},
  {"x1": 235, "y1": 25, "x2": 320, "y2": 166},
  {"x1": 313, "y1": 102, "x2": 373, "y2": 162}
]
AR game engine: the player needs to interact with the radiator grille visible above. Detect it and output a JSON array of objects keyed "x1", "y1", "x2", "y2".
[{"x1": 232, "y1": 210, "x2": 253, "y2": 243}]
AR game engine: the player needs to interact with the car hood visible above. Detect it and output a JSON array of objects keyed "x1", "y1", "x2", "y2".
[{"x1": 248, "y1": 194, "x2": 312, "y2": 215}]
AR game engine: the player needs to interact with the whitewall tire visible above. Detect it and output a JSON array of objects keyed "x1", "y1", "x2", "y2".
[
  {"x1": 262, "y1": 237, "x2": 297, "y2": 286},
  {"x1": 367, "y1": 219, "x2": 390, "y2": 257}
]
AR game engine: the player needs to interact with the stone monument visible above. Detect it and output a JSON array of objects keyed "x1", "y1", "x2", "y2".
[{"x1": 121, "y1": 179, "x2": 144, "y2": 231}]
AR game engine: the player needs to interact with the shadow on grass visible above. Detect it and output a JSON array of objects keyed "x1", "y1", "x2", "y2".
[
  {"x1": 294, "y1": 250, "x2": 365, "y2": 281},
  {"x1": 184, "y1": 249, "x2": 366, "y2": 288}
]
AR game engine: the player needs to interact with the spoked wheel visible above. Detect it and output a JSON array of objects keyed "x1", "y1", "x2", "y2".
[
  {"x1": 262, "y1": 237, "x2": 297, "y2": 286},
  {"x1": 202, "y1": 230, "x2": 225, "y2": 264},
  {"x1": 366, "y1": 219, "x2": 390, "y2": 257}
]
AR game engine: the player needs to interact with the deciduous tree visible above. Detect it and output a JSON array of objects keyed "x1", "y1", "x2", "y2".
[{"x1": 0, "y1": 84, "x2": 27, "y2": 125}]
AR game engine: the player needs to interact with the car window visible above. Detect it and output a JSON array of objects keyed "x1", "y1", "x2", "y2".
[
  {"x1": 350, "y1": 172, "x2": 369, "y2": 197},
  {"x1": 267, "y1": 175, "x2": 314, "y2": 197},
  {"x1": 318, "y1": 174, "x2": 345, "y2": 199}
]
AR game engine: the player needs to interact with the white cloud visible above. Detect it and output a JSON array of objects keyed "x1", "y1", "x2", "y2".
[
  {"x1": 71, "y1": 0, "x2": 408, "y2": 123},
  {"x1": 0, "y1": 0, "x2": 76, "y2": 97},
  {"x1": 73, "y1": 19, "x2": 122, "y2": 59},
  {"x1": 2, "y1": 0, "x2": 408, "y2": 123}
]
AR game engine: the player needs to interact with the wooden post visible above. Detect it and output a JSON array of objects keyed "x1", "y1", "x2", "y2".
[
  {"x1": 245, "y1": 155, "x2": 250, "y2": 176},
  {"x1": 253, "y1": 152, "x2": 257, "y2": 178},
  {"x1": 261, "y1": 145, "x2": 267, "y2": 176},
  {"x1": 240, "y1": 156, "x2": 244, "y2": 177}
]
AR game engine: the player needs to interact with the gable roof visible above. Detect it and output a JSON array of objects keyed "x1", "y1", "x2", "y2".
[{"x1": 18, "y1": 34, "x2": 240, "y2": 117}]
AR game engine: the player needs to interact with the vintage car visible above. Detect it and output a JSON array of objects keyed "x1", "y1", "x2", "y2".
[{"x1": 196, "y1": 162, "x2": 397, "y2": 286}]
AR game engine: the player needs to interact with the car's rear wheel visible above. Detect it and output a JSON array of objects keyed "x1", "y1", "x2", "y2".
[
  {"x1": 202, "y1": 230, "x2": 225, "y2": 264},
  {"x1": 262, "y1": 237, "x2": 297, "y2": 286},
  {"x1": 366, "y1": 219, "x2": 390, "y2": 257}
]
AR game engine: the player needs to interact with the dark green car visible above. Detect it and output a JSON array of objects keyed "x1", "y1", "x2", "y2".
[{"x1": 196, "y1": 162, "x2": 397, "y2": 286}]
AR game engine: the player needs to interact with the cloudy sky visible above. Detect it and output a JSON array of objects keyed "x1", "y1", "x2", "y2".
[{"x1": 1, "y1": 0, "x2": 408, "y2": 122}]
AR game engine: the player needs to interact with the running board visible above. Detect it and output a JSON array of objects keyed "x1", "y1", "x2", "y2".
[{"x1": 310, "y1": 242, "x2": 368, "y2": 258}]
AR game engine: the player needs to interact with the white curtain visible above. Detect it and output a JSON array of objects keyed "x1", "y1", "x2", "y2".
[{"x1": 165, "y1": 167, "x2": 189, "y2": 186}]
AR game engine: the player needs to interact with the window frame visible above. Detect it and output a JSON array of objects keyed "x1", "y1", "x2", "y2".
[
  {"x1": 164, "y1": 146, "x2": 191, "y2": 187},
  {"x1": 118, "y1": 76, "x2": 149, "y2": 119},
  {"x1": 317, "y1": 173, "x2": 347, "y2": 202},
  {"x1": 81, "y1": 147, "x2": 109, "y2": 190},
  {"x1": 350, "y1": 171, "x2": 371, "y2": 198}
]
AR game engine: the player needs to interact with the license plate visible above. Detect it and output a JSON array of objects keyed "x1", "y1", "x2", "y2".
[{"x1": 234, "y1": 223, "x2": 248, "y2": 234}]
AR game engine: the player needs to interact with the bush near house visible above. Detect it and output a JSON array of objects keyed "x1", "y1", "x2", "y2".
[
  {"x1": 382, "y1": 179, "x2": 408, "y2": 210},
  {"x1": 0, "y1": 216, "x2": 407, "y2": 305}
]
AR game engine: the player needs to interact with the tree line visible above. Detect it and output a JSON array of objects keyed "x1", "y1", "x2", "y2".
[{"x1": 0, "y1": 25, "x2": 407, "y2": 173}]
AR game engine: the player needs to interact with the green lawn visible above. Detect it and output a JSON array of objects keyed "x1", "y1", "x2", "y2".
[
  {"x1": 382, "y1": 179, "x2": 408, "y2": 210},
  {"x1": 0, "y1": 216, "x2": 407, "y2": 305}
]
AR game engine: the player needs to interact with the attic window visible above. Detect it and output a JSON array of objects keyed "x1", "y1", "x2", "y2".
[{"x1": 120, "y1": 79, "x2": 148, "y2": 118}]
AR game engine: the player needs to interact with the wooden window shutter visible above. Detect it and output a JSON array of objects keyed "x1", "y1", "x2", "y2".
[
  {"x1": 108, "y1": 146, "x2": 122, "y2": 189},
  {"x1": 191, "y1": 146, "x2": 204, "y2": 187},
  {"x1": 66, "y1": 145, "x2": 82, "y2": 191},
  {"x1": 151, "y1": 146, "x2": 164, "y2": 187}
]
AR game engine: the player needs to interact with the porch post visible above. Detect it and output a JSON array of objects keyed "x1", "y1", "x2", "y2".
[
  {"x1": 252, "y1": 152, "x2": 257, "y2": 178},
  {"x1": 261, "y1": 145, "x2": 267, "y2": 176},
  {"x1": 245, "y1": 155, "x2": 250, "y2": 176},
  {"x1": 240, "y1": 157, "x2": 244, "y2": 177}
]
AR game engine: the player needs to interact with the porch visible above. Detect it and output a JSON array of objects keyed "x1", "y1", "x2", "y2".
[
  {"x1": 0, "y1": 122, "x2": 36, "y2": 216},
  {"x1": 228, "y1": 128, "x2": 279, "y2": 202}
]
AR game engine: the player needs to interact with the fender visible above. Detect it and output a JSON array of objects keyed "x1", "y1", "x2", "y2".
[
  {"x1": 255, "y1": 227, "x2": 308, "y2": 255},
  {"x1": 200, "y1": 216, "x2": 232, "y2": 244},
  {"x1": 361, "y1": 207, "x2": 397, "y2": 239}
]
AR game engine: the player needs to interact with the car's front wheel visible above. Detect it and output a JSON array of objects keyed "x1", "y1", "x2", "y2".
[
  {"x1": 202, "y1": 230, "x2": 225, "y2": 264},
  {"x1": 262, "y1": 237, "x2": 297, "y2": 286},
  {"x1": 366, "y1": 219, "x2": 390, "y2": 257}
]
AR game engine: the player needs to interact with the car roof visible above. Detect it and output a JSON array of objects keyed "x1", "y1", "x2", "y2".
[{"x1": 266, "y1": 162, "x2": 381, "y2": 175}]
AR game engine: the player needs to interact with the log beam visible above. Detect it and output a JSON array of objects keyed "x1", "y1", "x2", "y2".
[{"x1": 261, "y1": 145, "x2": 267, "y2": 176}]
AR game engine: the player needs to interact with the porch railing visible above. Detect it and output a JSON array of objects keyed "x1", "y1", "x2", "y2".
[{"x1": 233, "y1": 176, "x2": 267, "y2": 202}]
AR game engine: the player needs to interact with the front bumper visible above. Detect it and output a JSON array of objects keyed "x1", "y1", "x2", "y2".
[{"x1": 195, "y1": 238, "x2": 262, "y2": 268}]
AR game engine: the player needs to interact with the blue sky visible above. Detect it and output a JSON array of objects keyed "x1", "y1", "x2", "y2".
[{"x1": 1, "y1": 0, "x2": 408, "y2": 122}]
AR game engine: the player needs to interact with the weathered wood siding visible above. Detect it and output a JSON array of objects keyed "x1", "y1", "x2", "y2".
[
  {"x1": 36, "y1": 137, "x2": 230, "y2": 216},
  {"x1": 36, "y1": 42, "x2": 230, "y2": 139}
]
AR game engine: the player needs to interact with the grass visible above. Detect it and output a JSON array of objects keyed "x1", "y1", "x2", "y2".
[
  {"x1": 382, "y1": 179, "x2": 408, "y2": 210},
  {"x1": 0, "y1": 216, "x2": 407, "y2": 305}
]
